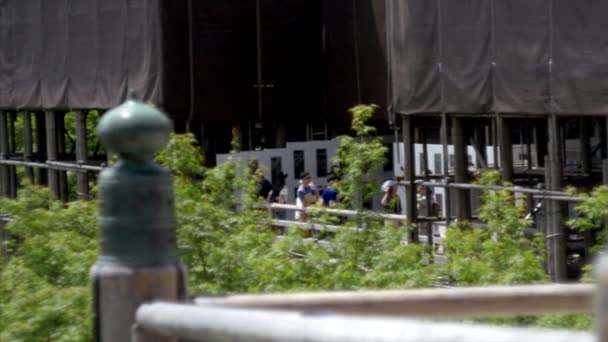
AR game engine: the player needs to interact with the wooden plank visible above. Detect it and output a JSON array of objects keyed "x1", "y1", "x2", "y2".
[
  {"x1": 143, "y1": 302, "x2": 595, "y2": 342},
  {"x1": 195, "y1": 284, "x2": 593, "y2": 319}
]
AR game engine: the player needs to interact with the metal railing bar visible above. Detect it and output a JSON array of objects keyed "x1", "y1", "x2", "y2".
[
  {"x1": 269, "y1": 203, "x2": 407, "y2": 221},
  {"x1": 135, "y1": 302, "x2": 594, "y2": 342}
]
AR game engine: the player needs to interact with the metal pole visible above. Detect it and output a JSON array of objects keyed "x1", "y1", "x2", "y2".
[
  {"x1": 75, "y1": 111, "x2": 90, "y2": 199},
  {"x1": 402, "y1": 115, "x2": 417, "y2": 242},
  {"x1": 452, "y1": 117, "x2": 470, "y2": 221},
  {"x1": 22, "y1": 112, "x2": 34, "y2": 182},
  {"x1": 497, "y1": 115, "x2": 514, "y2": 183},
  {"x1": 91, "y1": 97, "x2": 186, "y2": 342},
  {"x1": 45, "y1": 110, "x2": 60, "y2": 198},
  {"x1": 547, "y1": 114, "x2": 566, "y2": 281}
]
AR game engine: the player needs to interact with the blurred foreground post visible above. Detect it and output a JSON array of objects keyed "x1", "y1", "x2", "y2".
[{"x1": 90, "y1": 96, "x2": 186, "y2": 342}]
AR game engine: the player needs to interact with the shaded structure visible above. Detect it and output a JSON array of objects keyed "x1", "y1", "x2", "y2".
[{"x1": 0, "y1": 0, "x2": 606, "y2": 280}]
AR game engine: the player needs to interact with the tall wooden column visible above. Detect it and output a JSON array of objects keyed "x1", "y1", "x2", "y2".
[
  {"x1": 56, "y1": 112, "x2": 68, "y2": 201},
  {"x1": 579, "y1": 117, "x2": 591, "y2": 175},
  {"x1": 497, "y1": 115, "x2": 513, "y2": 183},
  {"x1": 441, "y1": 114, "x2": 451, "y2": 223},
  {"x1": 22, "y1": 112, "x2": 34, "y2": 182},
  {"x1": 35, "y1": 112, "x2": 48, "y2": 184},
  {"x1": 452, "y1": 117, "x2": 470, "y2": 221},
  {"x1": 45, "y1": 110, "x2": 60, "y2": 198},
  {"x1": 7, "y1": 112, "x2": 16, "y2": 197},
  {"x1": 0, "y1": 111, "x2": 10, "y2": 197},
  {"x1": 75, "y1": 111, "x2": 90, "y2": 199},
  {"x1": 402, "y1": 115, "x2": 417, "y2": 242},
  {"x1": 547, "y1": 114, "x2": 566, "y2": 281}
]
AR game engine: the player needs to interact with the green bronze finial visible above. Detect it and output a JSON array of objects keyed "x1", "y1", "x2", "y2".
[
  {"x1": 98, "y1": 95, "x2": 172, "y2": 161},
  {"x1": 96, "y1": 97, "x2": 178, "y2": 265}
]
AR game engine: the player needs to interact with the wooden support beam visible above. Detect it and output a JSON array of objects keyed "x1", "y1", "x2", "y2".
[
  {"x1": 22, "y1": 112, "x2": 34, "y2": 182},
  {"x1": 420, "y1": 127, "x2": 433, "y2": 246},
  {"x1": 45, "y1": 110, "x2": 60, "y2": 199},
  {"x1": 497, "y1": 115, "x2": 514, "y2": 183},
  {"x1": 0, "y1": 111, "x2": 10, "y2": 197},
  {"x1": 35, "y1": 112, "x2": 47, "y2": 184},
  {"x1": 441, "y1": 113, "x2": 451, "y2": 223},
  {"x1": 75, "y1": 111, "x2": 90, "y2": 200},
  {"x1": 579, "y1": 117, "x2": 591, "y2": 175},
  {"x1": 401, "y1": 115, "x2": 417, "y2": 242},
  {"x1": 56, "y1": 112, "x2": 68, "y2": 201},
  {"x1": 451, "y1": 117, "x2": 470, "y2": 221},
  {"x1": 547, "y1": 114, "x2": 567, "y2": 282},
  {"x1": 7, "y1": 112, "x2": 16, "y2": 197}
]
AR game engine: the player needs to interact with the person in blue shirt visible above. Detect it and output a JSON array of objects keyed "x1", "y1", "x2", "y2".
[{"x1": 322, "y1": 175, "x2": 339, "y2": 207}]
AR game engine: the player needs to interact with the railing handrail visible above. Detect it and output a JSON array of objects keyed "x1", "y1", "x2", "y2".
[
  {"x1": 134, "y1": 302, "x2": 595, "y2": 342},
  {"x1": 269, "y1": 203, "x2": 408, "y2": 221},
  {"x1": 194, "y1": 283, "x2": 593, "y2": 319}
]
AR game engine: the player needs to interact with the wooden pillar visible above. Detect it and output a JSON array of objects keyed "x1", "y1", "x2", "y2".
[
  {"x1": 421, "y1": 126, "x2": 432, "y2": 246},
  {"x1": 525, "y1": 119, "x2": 533, "y2": 171},
  {"x1": 56, "y1": 112, "x2": 68, "y2": 201},
  {"x1": 402, "y1": 115, "x2": 417, "y2": 242},
  {"x1": 7, "y1": 112, "x2": 16, "y2": 197},
  {"x1": 452, "y1": 116, "x2": 470, "y2": 221},
  {"x1": 275, "y1": 123, "x2": 286, "y2": 148},
  {"x1": 543, "y1": 155, "x2": 553, "y2": 273},
  {"x1": 547, "y1": 114, "x2": 567, "y2": 282},
  {"x1": 22, "y1": 112, "x2": 34, "y2": 182},
  {"x1": 472, "y1": 122, "x2": 487, "y2": 169},
  {"x1": 497, "y1": 115, "x2": 514, "y2": 183},
  {"x1": 35, "y1": 112, "x2": 48, "y2": 184},
  {"x1": 45, "y1": 110, "x2": 60, "y2": 199},
  {"x1": 579, "y1": 117, "x2": 591, "y2": 175},
  {"x1": 75, "y1": 111, "x2": 90, "y2": 200},
  {"x1": 441, "y1": 113, "x2": 451, "y2": 223},
  {"x1": 0, "y1": 111, "x2": 10, "y2": 197},
  {"x1": 491, "y1": 117, "x2": 498, "y2": 169}
]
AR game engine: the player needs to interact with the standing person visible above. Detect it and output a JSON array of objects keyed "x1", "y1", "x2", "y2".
[
  {"x1": 381, "y1": 179, "x2": 401, "y2": 214},
  {"x1": 295, "y1": 172, "x2": 318, "y2": 221},
  {"x1": 322, "y1": 175, "x2": 339, "y2": 207},
  {"x1": 268, "y1": 172, "x2": 289, "y2": 219}
]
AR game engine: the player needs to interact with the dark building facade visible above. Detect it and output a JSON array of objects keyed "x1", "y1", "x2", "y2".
[{"x1": 0, "y1": 0, "x2": 389, "y2": 162}]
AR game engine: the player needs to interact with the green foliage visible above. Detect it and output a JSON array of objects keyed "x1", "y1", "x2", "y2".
[
  {"x1": 0, "y1": 185, "x2": 97, "y2": 341},
  {"x1": 0, "y1": 107, "x2": 597, "y2": 338},
  {"x1": 335, "y1": 104, "x2": 387, "y2": 208},
  {"x1": 442, "y1": 172, "x2": 547, "y2": 286}
]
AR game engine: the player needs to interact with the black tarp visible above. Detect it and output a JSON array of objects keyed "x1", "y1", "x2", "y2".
[
  {"x1": 388, "y1": 0, "x2": 608, "y2": 115},
  {"x1": 0, "y1": 0, "x2": 171, "y2": 110}
]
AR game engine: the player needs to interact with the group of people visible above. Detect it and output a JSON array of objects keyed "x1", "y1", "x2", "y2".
[
  {"x1": 257, "y1": 161, "x2": 439, "y2": 222},
  {"x1": 380, "y1": 178, "x2": 441, "y2": 218}
]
